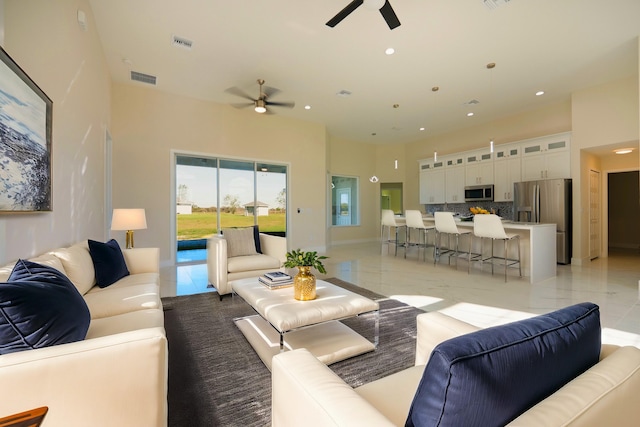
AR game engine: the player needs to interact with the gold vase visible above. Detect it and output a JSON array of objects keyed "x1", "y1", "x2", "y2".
[{"x1": 294, "y1": 266, "x2": 316, "y2": 301}]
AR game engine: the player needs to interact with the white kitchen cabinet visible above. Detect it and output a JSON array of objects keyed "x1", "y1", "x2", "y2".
[
  {"x1": 419, "y1": 159, "x2": 445, "y2": 204},
  {"x1": 444, "y1": 155, "x2": 465, "y2": 203},
  {"x1": 521, "y1": 137, "x2": 570, "y2": 181},
  {"x1": 465, "y1": 150, "x2": 494, "y2": 186},
  {"x1": 494, "y1": 145, "x2": 521, "y2": 202}
]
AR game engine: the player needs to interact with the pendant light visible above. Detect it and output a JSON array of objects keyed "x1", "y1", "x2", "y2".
[
  {"x1": 487, "y1": 62, "x2": 496, "y2": 152},
  {"x1": 432, "y1": 86, "x2": 439, "y2": 161}
]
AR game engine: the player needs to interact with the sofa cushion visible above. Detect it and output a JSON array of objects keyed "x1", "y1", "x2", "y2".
[
  {"x1": 222, "y1": 227, "x2": 258, "y2": 257},
  {"x1": 86, "y1": 272, "x2": 160, "y2": 292},
  {"x1": 0, "y1": 260, "x2": 91, "y2": 354},
  {"x1": 227, "y1": 254, "x2": 281, "y2": 273},
  {"x1": 88, "y1": 239, "x2": 130, "y2": 288},
  {"x1": 86, "y1": 308, "x2": 165, "y2": 339},
  {"x1": 49, "y1": 243, "x2": 96, "y2": 294},
  {"x1": 0, "y1": 254, "x2": 67, "y2": 284},
  {"x1": 406, "y1": 302, "x2": 601, "y2": 427},
  {"x1": 83, "y1": 283, "x2": 161, "y2": 319}
]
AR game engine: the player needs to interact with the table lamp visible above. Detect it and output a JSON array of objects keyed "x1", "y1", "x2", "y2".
[{"x1": 111, "y1": 208, "x2": 147, "y2": 249}]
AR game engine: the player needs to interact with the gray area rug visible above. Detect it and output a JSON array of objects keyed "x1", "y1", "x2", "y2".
[{"x1": 163, "y1": 278, "x2": 425, "y2": 426}]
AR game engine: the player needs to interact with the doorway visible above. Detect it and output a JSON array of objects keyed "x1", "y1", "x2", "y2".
[
  {"x1": 380, "y1": 182, "x2": 403, "y2": 215},
  {"x1": 589, "y1": 169, "x2": 600, "y2": 260},
  {"x1": 607, "y1": 170, "x2": 640, "y2": 254}
]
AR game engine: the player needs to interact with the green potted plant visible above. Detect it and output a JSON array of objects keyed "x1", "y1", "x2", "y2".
[{"x1": 283, "y1": 249, "x2": 328, "y2": 300}]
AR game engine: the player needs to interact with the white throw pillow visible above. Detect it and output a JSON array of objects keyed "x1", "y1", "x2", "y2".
[{"x1": 223, "y1": 227, "x2": 258, "y2": 258}]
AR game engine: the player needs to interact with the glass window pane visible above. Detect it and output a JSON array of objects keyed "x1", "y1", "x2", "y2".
[
  {"x1": 175, "y1": 155, "x2": 217, "y2": 262},
  {"x1": 331, "y1": 175, "x2": 359, "y2": 226},
  {"x1": 256, "y1": 163, "x2": 287, "y2": 236},
  {"x1": 219, "y1": 159, "x2": 255, "y2": 230}
]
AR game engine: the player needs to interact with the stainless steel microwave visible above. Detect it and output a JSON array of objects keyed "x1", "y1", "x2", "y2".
[{"x1": 464, "y1": 185, "x2": 494, "y2": 202}]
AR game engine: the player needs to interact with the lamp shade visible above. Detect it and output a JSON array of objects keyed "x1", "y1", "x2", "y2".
[{"x1": 111, "y1": 209, "x2": 147, "y2": 231}]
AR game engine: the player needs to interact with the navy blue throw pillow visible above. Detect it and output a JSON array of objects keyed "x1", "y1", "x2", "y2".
[
  {"x1": 0, "y1": 260, "x2": 91, "y2": 354},
  {"x1": 253, "y1": 225, "x2": 262, "y2": 254},
  {"x1": 406, "y1": 302, "x2": 601, "y2": 427},
  {"x1": 88, "y1": 239, "x2": 130, "y2": 288}
]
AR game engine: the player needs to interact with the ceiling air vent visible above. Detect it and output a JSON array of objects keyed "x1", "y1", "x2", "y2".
[
  {"x1": 172, "y1": 35, "x2": 193, "y2": 51},
  {"x1": 483, "y1": 0, "x2": 512, "y2": 10},
  {"x1": 130, "y1": 71, "x2": 157, "y2": 86}
]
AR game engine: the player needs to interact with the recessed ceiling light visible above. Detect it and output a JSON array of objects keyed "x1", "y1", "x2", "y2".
[
  {"x1": 385, "y1": 47, "x2": 395, "y2": 55},
  {"x1": 467, "y1": 112, "x2": 474, "y2": 117},
  {"x1": 304, "y1": 105, "x2": 311, "y2": 110},
  {"x1": 614, "y1": 148, "x2": 634, "y2": 154},
  {"x1": 419, "y1": 127, "x2": 425, "y2": 131},
  {"x1": 536, "y1": 90, "x2": 545, "y2": 96}
]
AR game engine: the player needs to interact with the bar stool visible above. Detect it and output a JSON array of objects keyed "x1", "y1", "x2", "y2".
[
  {"x1": 470, "y1": 214, "x2": 522, "y2": 282},
  {"x1": 381, "y1": 209, "x2": 405, "y2": 256},
  {"x1": 434, "y1": 212, "x2": 471, "y2": 268},
  {"x1": 404, "y1": 210, "x2": 435, "y2": 261}
]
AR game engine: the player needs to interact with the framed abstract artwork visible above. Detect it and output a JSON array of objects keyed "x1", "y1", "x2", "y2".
[{"x1": 0, "y1": 46, "x2": 53, "y2": 212}]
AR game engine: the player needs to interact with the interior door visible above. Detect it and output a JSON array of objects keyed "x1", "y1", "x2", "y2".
[{"x1": 589, "y1": 169, "x2": 601, "y2": 259}]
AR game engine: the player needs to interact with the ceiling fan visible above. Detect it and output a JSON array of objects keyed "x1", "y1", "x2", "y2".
[
  {"x1": 225, "y1": 79, "x2": 295, "y2": 114},
  {"x1": 326, "y1": 0, "x2": 401, "y2": 30}
]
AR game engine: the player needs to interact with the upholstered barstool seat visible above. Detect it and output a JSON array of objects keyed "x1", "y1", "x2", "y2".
[
  {"x1": 404, "y1": 210, "x2": 435, "y2": 261},
  {"x1": 434, "y1": 212, "x2": 471, "y2": 268},
  {"x1": 470, "y1": 214, "x2": 522, "y2": 282}
]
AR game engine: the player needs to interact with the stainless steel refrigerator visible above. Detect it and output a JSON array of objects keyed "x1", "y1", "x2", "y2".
[{"x1": 513, "y1": 179, "x2": 572, "y2": 264}]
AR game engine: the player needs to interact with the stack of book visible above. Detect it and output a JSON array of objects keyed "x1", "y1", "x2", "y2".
[{"x1": 258, "y1": 271, "x2": 293, "y2": 289}]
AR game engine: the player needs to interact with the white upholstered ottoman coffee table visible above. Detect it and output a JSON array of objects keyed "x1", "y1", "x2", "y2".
[{"x1": 231, "y1": 277, "x2": 379, "y2": 370}]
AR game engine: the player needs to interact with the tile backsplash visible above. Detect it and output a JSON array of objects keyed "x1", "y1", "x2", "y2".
[{"x1": 424, "y1": 201, "x2": 514, "y2": 220}]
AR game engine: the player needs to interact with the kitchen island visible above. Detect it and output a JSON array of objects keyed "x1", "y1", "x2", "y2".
[{"x1": 395, "y1": 216, "x2": 557, "y2": 284}]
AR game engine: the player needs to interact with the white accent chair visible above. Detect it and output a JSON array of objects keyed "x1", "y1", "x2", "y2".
[
  {"x1": 404, "y1": 210, "x2": 435, "y2": 261},
  {"x1": 434, "y1": 212, "x2": 471, "y2": 268},
  {"x1": 207, "y1": 231, "x2": 287, "y2": 299},
  {"x1": 470, "y1": 214, "x2": 522, "y2": 282},
  {"x1": 381, "y1": 209, "x2": 405, "y2": 256}
]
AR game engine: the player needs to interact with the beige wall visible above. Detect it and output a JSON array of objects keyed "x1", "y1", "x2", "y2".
[
  {"x1": 327, "y1": 136, "x2": 378, "y2": 245},
  {"x1": 0, "y1": 0, "x2": 111, "y2": 265},
  {"x1": 111, "y1": 84, "x2": 327, "y2": 263},
  {"x1": 571, "y1": 75, "x2": 640, "y2": 263}
]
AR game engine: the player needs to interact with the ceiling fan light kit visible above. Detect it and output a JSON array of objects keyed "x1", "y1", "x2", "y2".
[{"x1": 226, "y1": 79, "x2": 295, "y2": 115}]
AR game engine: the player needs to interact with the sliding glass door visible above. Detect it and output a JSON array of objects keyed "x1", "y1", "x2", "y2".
[
  {"x1": 175, "y1": 154, "x2": 287, "y2": 262},
  {"x1": 256, "y1": 163, "x2": 287, "y2": 236}
]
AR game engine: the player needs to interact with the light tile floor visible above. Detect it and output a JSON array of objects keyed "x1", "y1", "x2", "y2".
[{"x1": 160, "y1": 244, "x2": 640, "y2": 347}]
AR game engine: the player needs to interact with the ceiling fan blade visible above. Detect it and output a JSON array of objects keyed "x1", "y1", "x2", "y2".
[
  {"x1": 379, "y1": 1, "x2": 401, "y2": 29},
  {"x1": 262, "y1": 85, "x2": 281, "y2": 99},
  {"x1": 230, "y1": 102, "x2": 254, "y2": 109},
  {"x1": 224, "y1": 86, "x2": 254, "y2": 101},
  {"x1": 266, "y1": 101, "x2": 295, "y2": 109},
  {"x1": 326, "y1": 0, "x2": 363, "y2": 27}
]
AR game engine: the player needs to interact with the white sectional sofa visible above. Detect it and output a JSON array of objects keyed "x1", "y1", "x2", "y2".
[
  {"x1": 273, "y1": 309, "x2": 640, "y2": 427},
  {"x1": 0, "y1": 241, "x2": 167, "y2": 427}
]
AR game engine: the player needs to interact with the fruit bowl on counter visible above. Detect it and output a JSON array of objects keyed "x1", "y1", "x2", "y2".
[{"x1": 469, "y1": 206, "x2": 490, "y2": 215}]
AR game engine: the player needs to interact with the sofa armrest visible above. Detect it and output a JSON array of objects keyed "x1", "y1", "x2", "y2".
[
  {"x1": 415, "y1": 311, "x2": 481, "y2": 365},
  {"x1": 272, "y1": 348, "x2": 395, "y2": 427},
  {"x1": 507, "y1": 346, "x2": 640, "y2": 426},
  {"x1": 259, "y1": 233, "x2": 287, "y2": 263},
  {"x1": 207, "y1": 235, "x2": 229, "y2": 295},
  {"x1": 0, "y1": 327, "x2": 168, "y2": 427},
  {"x1": 122, "y1": 247, "x2": 160, "y2": 274}
]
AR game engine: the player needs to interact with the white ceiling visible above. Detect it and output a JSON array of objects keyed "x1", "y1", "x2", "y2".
[{"x1": 88, "y1": 0, "x2": 640, "y2": 145}]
